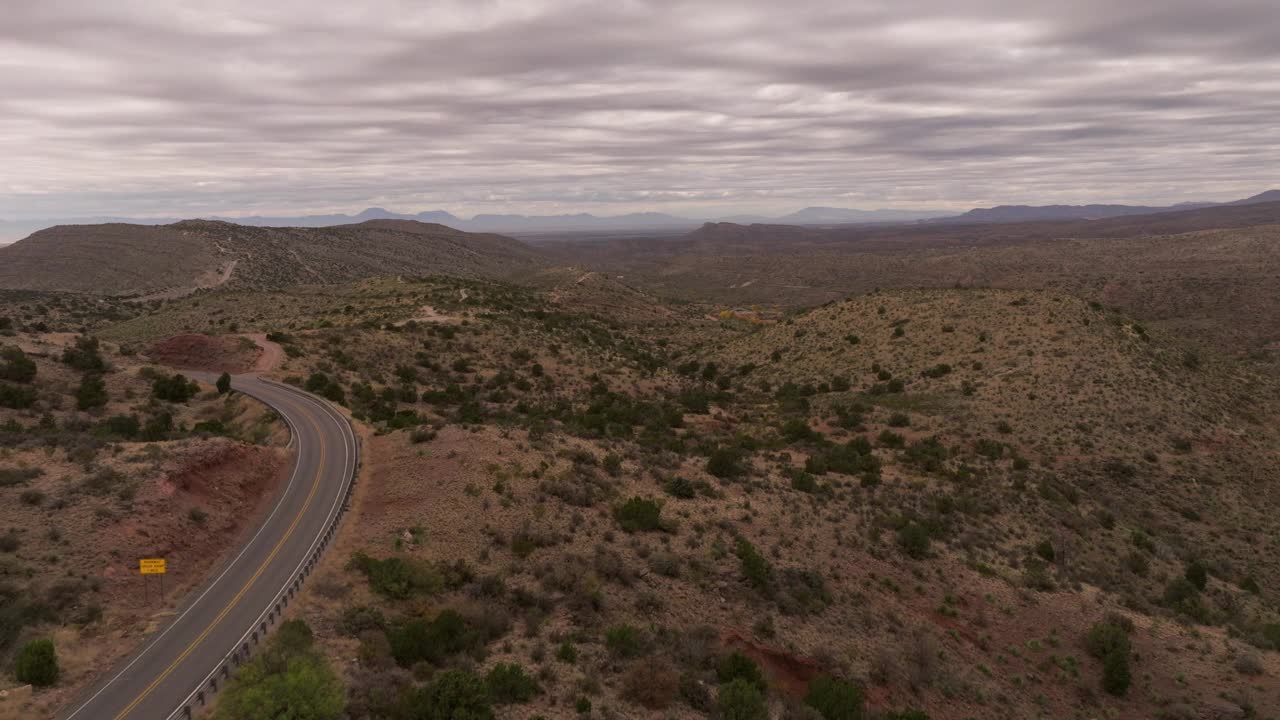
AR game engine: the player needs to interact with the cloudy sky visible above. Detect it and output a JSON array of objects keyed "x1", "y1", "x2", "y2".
[{"x1": 2, "y1": 0, "x2": 1278, "y2": 221}]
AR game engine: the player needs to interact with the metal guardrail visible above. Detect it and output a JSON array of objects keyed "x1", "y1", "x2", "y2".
[{"x1": 165, "y1": 383, "x2": 360, "y2": 719}]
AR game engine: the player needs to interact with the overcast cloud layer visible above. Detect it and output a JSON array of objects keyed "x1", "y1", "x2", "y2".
[{"x1": 2, "y1": 0, "x2": 1278, "y2": 220}]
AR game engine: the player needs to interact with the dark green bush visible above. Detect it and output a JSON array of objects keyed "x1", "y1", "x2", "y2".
[
  {"x1": 736, "y1": 539, "x2": 772, "y2": 589},
  {"x1": 0, "y1": 347, "x2": 36, "y2": 383},
  {"x1": 663, "y1": 476, "x2": 696, "y2": 499},
  {"x1": 897, "y1": 522, "x2": 930, "y2": 559},
  {"x1": 717, "y1": 651, "x2": 767, "y2": 692},
  {"x1": 903, "y1": 437, "x2": 948, "y2": 472},
  {"x1": 61, "y1": 336, "x2": 104, "y2": 372},
  {"x1": 388, "y1": 609, "x2": 479, "y2": 667},
  {"x1": 1184, "y1": 560, "x2": 1208, "y2": 591},
  {"x1": 0, "y1": 383, "x2": 36, "y2": 409},
  {"x1": 403, "y1": 669, "x2": 493, "y2": 720},
  {"x1": 717, "y1": 678, "x2": 767, "y2": 720},
  {"x1": 348, "y1": 553, "x2": 471, "y2": 600},
  {"x1": 15, "y1": 638, "x2": 59, "y2": 687},
  {"x1": 485, "y1": 663, "x2": 540, "y2": 704},
  {"x1": 604, "y1": 624, "x2": 646, "y2": 658},
  {"x1": 707, "y1": 447, "x2": 747, "y2": 479},
  {"x1": 152, "y1": 373, "x2": 199, "y2": 403},
  {"x1": 805, "y1": 675, "x2": 864, "y2": 720},
  {"x1": 1101, "y1": 647, "x2": 1131, "y2": 696},
  {"x1": 76, "y1": 374, "x2": 108, "y2": 410},
  {"x1": 614, "y1": 497, "x2": 662, "y2": 532}
]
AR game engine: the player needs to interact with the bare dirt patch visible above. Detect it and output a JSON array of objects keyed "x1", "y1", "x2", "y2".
[{"x1": 146, "y1": 333, "x2": 262, "y2": 374}]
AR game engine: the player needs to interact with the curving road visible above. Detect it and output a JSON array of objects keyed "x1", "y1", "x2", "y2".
[{"x1": 59, "y1": 375, "x2": 357, "y2": 720}]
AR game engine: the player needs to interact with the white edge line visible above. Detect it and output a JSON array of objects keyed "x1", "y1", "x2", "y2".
[
  {"x1": 162, "y1": 381, "x2": 355, "y2": 719},
  {"x1": 63, "y1": 381, "x2": 306, "y2": 720}
]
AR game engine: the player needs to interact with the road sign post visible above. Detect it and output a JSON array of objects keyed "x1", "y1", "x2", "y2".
[{"x1": 140, "y1": 558, "x2": 167, "y2": 601}]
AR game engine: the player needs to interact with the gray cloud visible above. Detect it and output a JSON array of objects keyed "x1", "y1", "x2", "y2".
[{"x1": 1, "y1": 0, "x2": 1278, "y2": 221}]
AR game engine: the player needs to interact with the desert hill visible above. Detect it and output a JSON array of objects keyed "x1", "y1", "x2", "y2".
[{"x1": 0, "y1": 219, "x2": 546, "y2": 297}]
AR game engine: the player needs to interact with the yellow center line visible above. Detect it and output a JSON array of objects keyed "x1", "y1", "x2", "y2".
[{"x1": 112, "y1": 390, "x2": 326, "y2": 719}]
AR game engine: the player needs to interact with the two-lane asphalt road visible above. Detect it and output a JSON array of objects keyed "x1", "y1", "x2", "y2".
[{"x1": 59, "y1": 375, "x2": 357, "y2": 720}]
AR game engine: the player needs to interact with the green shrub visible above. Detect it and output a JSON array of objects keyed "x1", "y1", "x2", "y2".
[
  {"x1": 782, "y1": 419, "x2": 818, "y2": 442},
  {"x1": 61, "y1": 336, "x2": 104, "y2": 372},
  {"x1": 216, "y1": 372, "x2": 232, "y2": 394},
  {"x1": 805, "y1": 675, "x2": 864, "y2": 720},
  {"x1": 0, "y1": 383, "x2": 37, "y2": 409},
  {"x1": 805, "y1": 438, "x2": 880, "y2": 481},
  {"x1": 556, "y1": 641, "x2": 578, "y2": 663},
  {"x1": 717, "y1": 678, "x2": 767, "y2": 720},
  {"x1": 903, "y1": 437, "x2": 948, "y2": 472},
  {"x1": 404, "y1": 669, "x2": 493, "y2": 720},
  {"x1": 707, "y1": 447, "x2": 747, "y2": 478},
  {"x1": 0, "y1": 347, "x2": 36, "y2": 383},
  {"x1": 348, "y1": 552, "x2": 471, "y2": 600},
  {"x1": 338, "y1": 605, "x2": 385, "y2": 636},
  {"x1": 717, "y1": 651, "x2": 767, "y2": 691},
  {"x1": 736, "y1": 539, "x2": 772, "y2": 589},
  {"x1": 897, "y1": 522, "x2": 931, "y2": 559},
  {"x1": 152, "y1": 373, "x2": 199, "y2": 403},
  {"x1": 14, "y1": 638, "x2": 59, "y2": 687},
  {"x1": 100, "y1": 414, "x2": 141, "y2": 438},
  {"x1": 920, "y1": 363, "x2": 951, "y2": 379},
  {"x1": 1085, "y1": 617, "x2": 1132, "y2": 659},
  {"x1": 76, "y1": 374, "x2": 108, "y2": 410},
  {"x1": 604, "y1": 624, "x2": 646, "y2": 658},
  {"x1": 663, "y1": 476, "x2": 696, "y2": 499},
  {"x1": 1034, "y1": 540, "x2": 1055, "y2": 562},
  {"x1": 485, "y1": 662, "x2": 540, "y2": 704},
  {"x1": 1101, "y1": 647, "x2": 1131, "y2": 696},
  {"x1": 1184, "y1": 560, "x2": 1208, "y2": 591},
  {"x1": 614, "y1": 497, "x2": 662, "y2": 532},
  {"x1": 388, "y1": 609, "x2": 480, "y2": 667}
]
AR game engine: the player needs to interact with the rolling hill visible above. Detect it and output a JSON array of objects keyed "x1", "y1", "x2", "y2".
[{"x1": 0, "y1": 219, "x2": 547, "y2": 297}]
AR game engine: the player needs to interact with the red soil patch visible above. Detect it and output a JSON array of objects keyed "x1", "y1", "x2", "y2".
[
  {"x1": 100, "y1": 440, "x2": 286, "y2": 595},
  {"x1": 722, "y1": 630, "x2": 823, "y2": 697},
  {"x1": 147, "y1": 333, "x2": 262, "y2": 374}
]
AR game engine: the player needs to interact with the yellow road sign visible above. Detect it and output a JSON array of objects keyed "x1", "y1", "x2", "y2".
[{"x1": 139, "y1": 558, "x2": 166, "y2": 575}]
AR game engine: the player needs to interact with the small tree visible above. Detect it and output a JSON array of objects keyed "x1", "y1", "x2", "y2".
[
  {"x1": 897, "y1": 522, "x2": 931, "y2": 559},
  {"x1": 1101, "y1": 647, "x2": 1131, "y2": 696},
  {"x1": 736, "y1": 539, "x2": 772, "y2": 589},
  {"x1": 216, "y1": 372, "x2": 232, "y2": 395},
  {"x1": 76, "y1": 374, "x2": 108, "y2": 410},
  {"x1": 15, "y1": 638, "x2": 59, "y2": 687}
]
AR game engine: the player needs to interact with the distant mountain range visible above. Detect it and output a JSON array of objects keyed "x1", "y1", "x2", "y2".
[
  {"x1": 943, "y1": 189, "x2": 1280, "y2": 224},
  {"x1": 2, "y1": 190, "x2": 1277, "y2": 244},
  {"x1": 0, "y1": 206, "x2": 953, "y2": 243}
]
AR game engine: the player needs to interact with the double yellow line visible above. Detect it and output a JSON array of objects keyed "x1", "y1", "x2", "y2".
[{"x1": 112, "y1": 391, "x2": 326, "y2": 719}]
